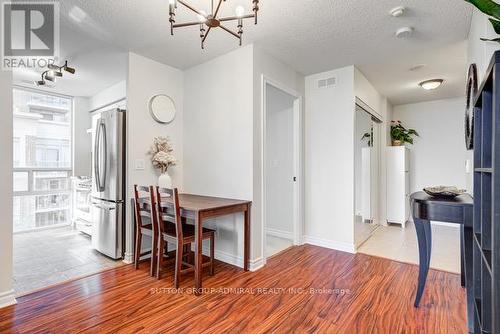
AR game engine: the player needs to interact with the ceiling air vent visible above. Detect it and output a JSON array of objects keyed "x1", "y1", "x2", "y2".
[{"x1": 318, "y1": 77, "x2": 336, "y2": 88}]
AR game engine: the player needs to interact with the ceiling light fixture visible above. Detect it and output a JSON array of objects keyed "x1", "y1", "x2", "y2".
[
  {"x1": 395, "y1": 26, "x2": 414, "y2": 38},
  {"x1": 390, "y1": 6, "x2": 405, "y2": 17},
  {"x1": 419, "y1": 79, "x2": 444, "y2": 90},
  {"x1": 34, "y1": 60, "x2": 76, "y2": 87},
  {"x1": 168, "y1": 0, "x2": 260, "y2": 49}
]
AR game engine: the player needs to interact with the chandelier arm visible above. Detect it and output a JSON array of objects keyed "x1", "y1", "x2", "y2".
[
  {"x1": 202, "y1": 26, "x2": 212, "y2": 43},
  {"x1": 177, "y1": 0, "x2": 206, "y2": 17},
  {"x1": 173, "y1": 21, "x2": 202, "y2": 28},
  {"x1": 219, "y1": 24, "x2": 240, "y2": 39},
  {"x1": 219, "y1": 14, "x2": 255, "y2": 22},
  {"x1": 213, "y1": 0, "x2": 224, "y2": 17}
]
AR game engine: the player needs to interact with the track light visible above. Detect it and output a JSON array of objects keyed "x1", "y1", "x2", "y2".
[
  {"x1": 34, "y1": 60, "x2": 76, "y2": 88},
  {"x1": 44, "y1": 72, "x2": 55, "y2": 82},
  {"x1": 49, "y1": 70, "x2": 63, "y2": 78},
  {"x1": 63, "y1": 61, "x2": 76, "y2": 74},
  {"x1": 47, "y1": 63, "x2": 59, "y2": 71}
]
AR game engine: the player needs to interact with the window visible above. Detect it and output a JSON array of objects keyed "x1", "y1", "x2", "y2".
[{"x1": 13, "y1": 88, "x2": 73, "y2": 232}]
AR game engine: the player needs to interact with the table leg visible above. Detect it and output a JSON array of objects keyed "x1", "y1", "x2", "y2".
[
  {"x1": 463, "y1": 226, "x2": 474, "y2": 333},
  {"x1": 244, "y1": 204, "x2": 251, "y2": 272},
  {"x1": 194, "y1": 212, "x2": 203, "y2": 295},
  {"x1": 460, "y1": 226, "x2": 465, "y2": 287},
  {"x1": 414, "y1": 218, "x2": 432, "y2": 307}
]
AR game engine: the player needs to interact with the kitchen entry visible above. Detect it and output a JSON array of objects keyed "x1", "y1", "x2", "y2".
[{"x1": 12, "y1": 88, "x2": 125, "y2": 296}]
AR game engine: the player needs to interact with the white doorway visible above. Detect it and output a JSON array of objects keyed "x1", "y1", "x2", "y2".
[{"x1": 262, "y1": 77, "x2": 303, "y2": 261}]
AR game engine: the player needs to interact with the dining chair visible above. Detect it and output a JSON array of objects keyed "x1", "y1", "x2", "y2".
[
  {"x1": 155, "y1": 186, "x2": 215, "y2": 288},
  {"x1": 133, "y1": 185, "x2": 157, "y2": 277}
]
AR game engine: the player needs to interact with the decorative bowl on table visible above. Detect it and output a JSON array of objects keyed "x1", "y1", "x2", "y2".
[{"x1": 423, "y1": 186, "x2": 467, "y2": 198}]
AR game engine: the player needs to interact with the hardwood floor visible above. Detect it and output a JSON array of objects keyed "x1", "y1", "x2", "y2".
[{"x1": 0, "y1": 245, "x2": 467, "y2": 333}]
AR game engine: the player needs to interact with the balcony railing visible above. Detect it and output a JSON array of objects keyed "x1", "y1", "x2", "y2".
[{"x1": 13, "y1": 167, "x2": 73, "y2": 233}]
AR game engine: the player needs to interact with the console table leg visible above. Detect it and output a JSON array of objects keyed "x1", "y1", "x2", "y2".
[{"x1": 414, "y1": 218, "x2": 432, "y2": 307}]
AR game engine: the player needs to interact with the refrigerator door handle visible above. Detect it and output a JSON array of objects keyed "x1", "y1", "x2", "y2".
[
  {"x1": 94, "y1": 120, "x2": 107, "y2": 192},
  {"x1": 91, "y1": 202, "x2": 116, "y2": 211},
  {"x1": 94, "y1": 119, "x2": 101, "y2": 191},
  {"x1": 100, "y1": 121, "x2": 107, "y2": 191}
]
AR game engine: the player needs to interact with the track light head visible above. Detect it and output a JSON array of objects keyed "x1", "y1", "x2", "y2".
[
  {"x1": 49, "y1": 70, "x2": 63, "y2": 77},
  {"x1": 47, "y1": 63, "x2": 60, "y2": 71},
  {"x1": 63, "y1": 61, "x2": 76, "y2": 74},
  {"x1": 44, "y1": 73, "x2": 55, "y2": 82}
]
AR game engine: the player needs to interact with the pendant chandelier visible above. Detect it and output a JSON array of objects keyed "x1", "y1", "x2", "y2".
[{"x1": 168, "y1": 0, "x2": 260, "y2": 49}]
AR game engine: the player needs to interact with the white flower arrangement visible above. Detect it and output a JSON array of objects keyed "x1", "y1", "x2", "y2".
[{"x1": 148, "y1": 136, "x2": 177, "y2": 174}]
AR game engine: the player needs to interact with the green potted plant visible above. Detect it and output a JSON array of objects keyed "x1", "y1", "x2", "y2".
[
  {"x1": 390, "y1": 121, "x2": 419, "y2": 146},
  {"x1": 465, "y1": 0, "x2": 500, "y2": 43}
]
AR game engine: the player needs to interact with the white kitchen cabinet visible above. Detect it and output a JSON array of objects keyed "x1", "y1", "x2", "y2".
[{"x1": 386, "y1": 146, "x2": 410, "y2": 227}]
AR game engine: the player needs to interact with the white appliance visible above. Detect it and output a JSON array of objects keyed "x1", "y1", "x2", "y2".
[
  {"x1": 91, "y1": 108, "x2": 126, "y2": 259},
  {"x1": 387, "y1": 146, "x2": 410, "y2": 228},
  {"x1": 71, "y1": 176, "x2": 92, "y2": 235}
]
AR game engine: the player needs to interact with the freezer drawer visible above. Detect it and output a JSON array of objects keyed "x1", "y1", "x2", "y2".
[{"x1": 91, "y1": 199, "x2": 124, "y2": 259}]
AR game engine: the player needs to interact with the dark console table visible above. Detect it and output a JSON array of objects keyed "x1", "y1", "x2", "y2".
[{"x1": 410, "y1": 191, "x2": 474, "y2": 332}]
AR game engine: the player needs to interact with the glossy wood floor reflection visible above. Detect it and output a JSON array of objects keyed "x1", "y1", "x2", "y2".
[{"x1": 0, "y1": 245, "x2": 467, "y2": 333}]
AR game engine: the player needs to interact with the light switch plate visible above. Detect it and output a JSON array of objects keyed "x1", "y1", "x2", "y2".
[{"x1": 135, "y1": 159, "x2": 145, "y2": 170}]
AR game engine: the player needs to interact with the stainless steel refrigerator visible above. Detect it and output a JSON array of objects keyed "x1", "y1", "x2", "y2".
[{"x1": 91, "y1": 108, "x2": 126, "y2": 259}]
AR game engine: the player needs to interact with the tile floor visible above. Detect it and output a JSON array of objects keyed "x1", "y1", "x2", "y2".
[
  {"x1": 266, "y1": 235, "x2": 294, "y2": 258},
  {"x1": 357, "y1": 220, "x2": 461, "y2": 273},
  {"x1": 13, "y1": 226, "x2": 124, "y2": 296}
]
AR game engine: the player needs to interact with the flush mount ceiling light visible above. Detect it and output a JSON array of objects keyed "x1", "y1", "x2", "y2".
[
  {"x1": 390, "y1": 6, "x2": 405, "y2": 17},
  {"x1": 168, "y1": 0, "x2": 260, "y2": 49},
  {"x1": 395, "y1": 26, "x2": 414, "y2": 38},
  {"x1": 35, "y1": 60, "x2": 76, "y2": 86},
  {"x1": 419, "y1": 79, "x2": 444, "y2": 90}
]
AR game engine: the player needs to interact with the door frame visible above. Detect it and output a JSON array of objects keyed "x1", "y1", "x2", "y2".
[{"x1": 261, "y1": 75, "x2": 304, "y2": 264}]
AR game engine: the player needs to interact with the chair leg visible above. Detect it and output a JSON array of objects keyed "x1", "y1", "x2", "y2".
[
  {"x1": 134, "y1": 229, "x2": 141, "y2": 270},
  {"x1": 151, "y1": 233, "x2": 157, "y2": 277},
  {"x1": 210, "y1": 233, "x2": 215, "y2": 276},
  {"x1": 174, "y1": 241, "x2": 183, "y2": 289},
  {"x1": 157, "y1": 238, "x2": 164, "y2": 280}
]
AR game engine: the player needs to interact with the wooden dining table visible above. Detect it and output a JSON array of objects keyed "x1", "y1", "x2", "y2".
[{"x1": 133, "y1": 193, "x2": 252, "y2": 293}]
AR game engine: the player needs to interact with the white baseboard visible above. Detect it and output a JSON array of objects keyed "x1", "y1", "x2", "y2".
[
  {"x1": 123, "y1": 252, "x2": 134, "y2": 264},
  {"x1": 202, "y1": 247, "x2": 264, "y2": 272},
  {"x1": 0, "y1": 290, "x2": 16, "y2": 309},
  {"x1": 303, "y1": 235, "x2": 356, "y2": 254},
  {"x1": 266, "y1": 228, "x2": 293, "y2": 240}
]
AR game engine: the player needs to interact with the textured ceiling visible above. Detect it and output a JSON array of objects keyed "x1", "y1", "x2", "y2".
[{"x1": 15, "y1": 0, "x2": 473, "y2": 104}]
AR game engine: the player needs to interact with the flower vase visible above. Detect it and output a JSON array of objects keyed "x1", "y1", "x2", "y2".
[{"x1": 158, "y1": 172, "x2": 172, "y2": 189}]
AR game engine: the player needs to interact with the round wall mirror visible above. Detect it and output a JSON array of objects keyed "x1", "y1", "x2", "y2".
[{"x1": 149, "y1": 94, "x2": 176, "y2": 124}]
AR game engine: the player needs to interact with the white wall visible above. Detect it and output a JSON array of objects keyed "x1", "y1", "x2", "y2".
[
  {"x1": 89, "y1": 80, "x2": 126, "y2": 112},
  {"x1": 468, "y1": 8, "x2": 500, "y2": 82},
  {"x1": 73, "y1": 97, "x2": 92, "y2": 176},
  {"x1": 393, "y1": 98, "x2": 468, "y2": 196},
  {"x1": 183, "y1": 45, "x2": 254, "y2": 267},
  {"x1": 126, "y1": 52, "x2": 184, "y2": 262},
  {"x1": 305, "y1": 66, "x2": 356, "y2": 252},
  {"x1": 0, "y1": 70, "x2": 15, "y2": 308},
  {"x1": 265, "y1": 84, "x2": 295, "y2": 236},
  {"x1": 253, "y1": 45, "x2": 305, "y2": 262}
]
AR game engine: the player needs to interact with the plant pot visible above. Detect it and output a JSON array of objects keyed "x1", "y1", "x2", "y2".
[
  {"x1": 158, "y1": 172, "x2": 172, "y2": 189},
  {"x1": 392, "y1": 140, "x2": 404, "y2": 146}
]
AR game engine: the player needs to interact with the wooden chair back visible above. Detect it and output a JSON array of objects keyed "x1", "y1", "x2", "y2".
[
  {"x1": 133, "y1": 185, "x2": 156, "y2": 228},
  {"x1": 156, "y1": 187, "x2": 182, "y2": 240}
]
